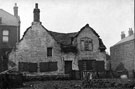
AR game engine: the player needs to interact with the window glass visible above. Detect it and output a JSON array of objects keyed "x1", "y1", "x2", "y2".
[
  {"x1": 2, "y1": 30, "x2": 9, "y2": 42},
  {"x1": 3, "y1": 30, "x2": 9, "y2": 35},
  {"x1": 3, "y1": 36, "x2": 8, "y2": 42}
]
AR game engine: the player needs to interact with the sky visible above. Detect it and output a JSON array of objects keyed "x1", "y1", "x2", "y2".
[{"x1": 0, "y1": 0, "x2": 134, "y2": 53}]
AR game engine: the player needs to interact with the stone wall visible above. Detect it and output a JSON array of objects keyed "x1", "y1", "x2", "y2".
[
  {"x1": 8, "y1": 22, "x2": 107, "y2": 75},
  {"x1": 73, "y1": 27, "x2": 106, "y2": 69},
  {"x1": 74, "y1": 26, "x2": 106, "y2": 69},
  {"x1": 9, "y1": 22, "x2": 64, "y2": 75}
]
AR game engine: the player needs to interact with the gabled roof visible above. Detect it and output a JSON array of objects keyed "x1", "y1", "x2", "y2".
[
  {"x1": 113, "y1": 34, "x2": 134, "y2": 46},
  {"x1": 99, "y1": 38, "x2": 106, "y2": 51},
  {"x1": 48, "y1": 24, "x2": 106, "y2": 51},
  {"x1": 20, "y1": 23, "x2": 106, "y2": 52},
  {"x1": 0, "y1": 9, "x2": 19, "y2": 26},
  {"x1": 75, "y1": 24, "x2": 100, "y2": 38},
  {"x1": 49, "y1": 31, "x2": 77, "y2": 45}
]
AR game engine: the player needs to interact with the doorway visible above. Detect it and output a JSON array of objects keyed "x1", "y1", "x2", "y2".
[{"x1": 64, "y1": 61, "x2": 72, "y2": 74}]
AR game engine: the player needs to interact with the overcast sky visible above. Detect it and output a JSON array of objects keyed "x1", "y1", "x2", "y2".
[{"x1": 0, "y1": 0, "x2": 134, "y2": 53}]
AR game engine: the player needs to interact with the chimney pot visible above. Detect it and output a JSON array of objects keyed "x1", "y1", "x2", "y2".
[
  {"x1": 35, "y1": 3, "x2": 38, "y2": 8},
  {"x1": 128, "y1": 28, "x2": 133, "y2": 36},
  {"x1": 13, "y1": 3, "x2": 18, "y2": 17},
  {"x1": 121, "y1": 31, "x2": 125, "y2": 39}
]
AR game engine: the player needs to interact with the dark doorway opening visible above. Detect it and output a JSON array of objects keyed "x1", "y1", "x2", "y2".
[{"x1": 64, "y1": 61, "x2": 72, "y2": 74}]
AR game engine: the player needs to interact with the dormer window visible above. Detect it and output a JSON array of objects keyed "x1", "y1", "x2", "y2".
[
  {"x1": 80, "y1": 37, "x2": 93, "y2": 51},
  {"x1": 2, "y1": 30, "x2": 9, "y2": 42}
]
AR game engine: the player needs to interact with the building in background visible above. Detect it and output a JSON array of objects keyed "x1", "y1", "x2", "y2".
[
  {"x1": 9, "y1": 3, "x2": 106, "y2": 78},
  {"x1": 110, "y1": 28, "x2": 134, "y2": 78},
  {"x1": 0, "y1": 3, "x2": 20, "y2": 72}
]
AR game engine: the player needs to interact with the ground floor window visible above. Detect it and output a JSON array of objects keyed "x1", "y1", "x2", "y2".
[
  {"x1": 78, "y1": 60, "x2": 105, "y2": 72},
  {"x1": 19, "y1": 62, "x2": 38, "y2": 72},
  {"x1": 19, "y1": 62, "x2": 58, "y2": 73},
  {"x1": 39, "y1": 62, "x2": 57, "y2": 72},
  {"x1": 78, "y1": 60, "x2": 96, "y2": 71}
]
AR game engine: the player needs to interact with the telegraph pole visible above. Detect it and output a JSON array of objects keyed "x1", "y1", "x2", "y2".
[
  {"x1": 133, "y1": 9, "x2": 135, "y2": 78},
  {"x1": 133, "y1": 27, "x2": 135, "y2": 78}
]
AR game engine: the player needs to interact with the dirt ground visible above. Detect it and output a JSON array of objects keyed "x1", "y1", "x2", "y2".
[
  {"x1": 16, "y1": 79, "x2": 134, "y2": 89},
  {"x1": 18, "y1": 80, "x2": 82, "y2": 89}
]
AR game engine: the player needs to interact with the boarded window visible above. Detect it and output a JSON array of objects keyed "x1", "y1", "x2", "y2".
[
  {"x1": 47, "y1": 47, "x2": 52, "y2": 57},
  {"x1": 40, "y1": 62, "x2": 49, "y2": 72},
  {"x1": 29, "y1": 63, "x2": 38, "y2": 72},
  {"x1": 78, "y1": 60, "x2": 96, "y2": 71},
  {"x1": 40, "y1": 62, "x2": 57, "y2": 72},
  {"x1": 19, "y1": 62, "x2": 38, "y2": 72},
  {"x1": 19, "y1": 62, "x2": 29, "y2": 72},
  {"x1": 49, "y1": 62, "x2": 57, "y2": 71}
]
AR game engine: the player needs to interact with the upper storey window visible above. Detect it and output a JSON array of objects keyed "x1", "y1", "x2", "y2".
[
  {"x1": 2, "y1": 30, "x2": 9, "y2": 42},
  {"x1": 47, "y1": 47, "x2": 52, "y2": 57},
  {"x1": 80, "y1": 37, "x2": 93, "y2": 51}
]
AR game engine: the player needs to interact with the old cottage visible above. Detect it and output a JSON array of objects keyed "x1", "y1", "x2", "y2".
[{"x1": 9, "y1": 3, "x2": 106, "y2": 77}]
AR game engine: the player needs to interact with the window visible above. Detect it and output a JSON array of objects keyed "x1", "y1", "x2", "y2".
[
  {"x1": 80, "y1": 37, "x2": 93, "y2": 51},
  {"x1": 47, "y1": 47, "x2": 52, "y2": 57},
  {"x1": 19, "y1": 62, "x2": 38, "y2": 72},
  {"x1": 39, "y1": 62, "x2": 57, "y2": 72},
  {"x1": 2, "y1": 30, "x2": 9, "y2": 42},
  {"x1": 78, "y1": 60, "x2": 96, "y2": 71}
]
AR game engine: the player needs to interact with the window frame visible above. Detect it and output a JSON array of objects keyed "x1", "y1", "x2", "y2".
[
  {"x1": 2, "y1": 30, "x2": 9, "y2": 43},
  {"x1": 47, "y1": 47, "x2": 53, "y2": 57},
  {"x1": 80, "y1": 37, "x2": 93, "y2": 51}
]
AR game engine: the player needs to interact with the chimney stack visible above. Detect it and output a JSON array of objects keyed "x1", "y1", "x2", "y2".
[
  {"x1": 33, "y1": 3, "x2": 40, "y2": 22},
  {"x1": 128, "y1": 28, "x2": 133, "y2": 36},
  {"x1": 13, "y1": 3, "x2": 18, "y2": 17},
  {"x1": 121, "y1": 31, "x2": 125, "y2": 39}
]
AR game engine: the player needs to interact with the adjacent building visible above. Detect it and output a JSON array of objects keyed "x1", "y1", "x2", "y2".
[
  {"x1": 110, "y1": 28, "x2": 135, "y2": 78},
  {"x1": 9, "y1": 3, "x2": 106, "y2": 77},
  {"x1": 0, "y1": 3, "x2": 20, "y2": 72}
]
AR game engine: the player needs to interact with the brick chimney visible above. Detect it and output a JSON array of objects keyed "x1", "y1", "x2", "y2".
[
  {"x1": 121, "y1": 31, "x2": 125, "y2": 39},
  {"x1": 128, "y1": 28, "x2": 133, "y2": 36},
  {"x1": 33, "y1": 3, "x2": 40, "y2": 22},
  {"x1": 13, "y1": 3, "x2": 18, "y2": 17}
]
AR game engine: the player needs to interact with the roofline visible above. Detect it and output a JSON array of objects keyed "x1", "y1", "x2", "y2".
[
  {"x1": 0, "y1": 9, "x2": 19, "y2": 21},
  {"x1": 110, "y1": 38, "x2": 134, "y2": 48},
  {"x1": 0, "y1": 24, "x2": 19, "y2": 26},
  {"x1": 19, "y1": 26, "x2": 32, "y2": 42},
  {"x1": 41, "y1": 25, "x2": 61, "y2": 45},
  {"x1": 111, "y1": 35, "x2": 135, "y2": 47},
  {"x1": 74, "y1": 24, "x2": 100, "y2": 38}
]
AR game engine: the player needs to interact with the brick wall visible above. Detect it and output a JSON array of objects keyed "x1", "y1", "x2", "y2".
[
  {"x1": 110, "y1": 39, "x2": 135, "y2": 77},
  {"x1": 0, "y1": 25, "x2": 19, "y2": 72}
]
